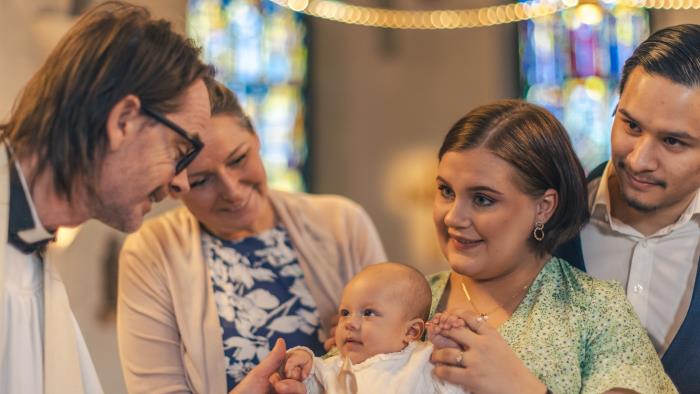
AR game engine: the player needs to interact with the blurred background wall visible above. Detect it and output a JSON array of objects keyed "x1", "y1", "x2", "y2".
[{"x1": 3, "y1": 0, "x2": 700, "y2": 391}]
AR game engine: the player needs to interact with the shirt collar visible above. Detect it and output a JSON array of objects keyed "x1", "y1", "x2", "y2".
[
  {"x1": 9, "y1": 157, "x2": 53, "y2": 244},
  {"x1": 681, "y1": 189, "x2": 700, "y2": 220},
  {"x1": 590, "y1": 162, "x2": 615, "y2": 221}
]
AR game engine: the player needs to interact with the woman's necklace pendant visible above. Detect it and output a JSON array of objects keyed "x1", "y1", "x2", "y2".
[{"x1": 460, "y1": 276, "x2": 533, "y2": 321}]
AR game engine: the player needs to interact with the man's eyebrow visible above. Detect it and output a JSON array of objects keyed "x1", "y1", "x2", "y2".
[
  {"x1": 659, "y1": 130, "x2": 699, "y2": 143},
  {"x1": 617, "y1": 108, "x2": 637, "y2": 121},
  {"x1": 619, "y1": 108, "x2": 699, "y2": 141}
]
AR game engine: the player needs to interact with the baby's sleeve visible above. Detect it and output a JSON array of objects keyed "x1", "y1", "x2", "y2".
[
  {"x1": 287, "y1": 346, "x2": 341, "y2": 394},
  {"x1": 285, "y1": 346, "x2": 322, "y2": 393},
  {"x1": 304, "y1": 355, "x2": 342, "y2": 394},
  {"x1": 303, "y1": 374, "x2": 323, "y2": 394}
]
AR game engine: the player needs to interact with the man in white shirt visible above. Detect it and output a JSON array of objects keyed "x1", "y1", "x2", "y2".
[
  {"x1": 0, "y1": 2, "x2": 212, "y2": 392},
  {"x1": 557, "y1": 24, "x2": 700, "y2": 393}
]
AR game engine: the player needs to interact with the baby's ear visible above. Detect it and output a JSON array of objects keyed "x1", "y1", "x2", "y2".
[{"x1": 404, "y1": 318, "x2": 426, "y2": 343}]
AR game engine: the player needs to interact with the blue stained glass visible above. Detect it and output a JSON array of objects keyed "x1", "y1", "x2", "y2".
[
  {"x1": 519, "y1": 4, "x2": 648, "y2": 172},
  {"x1": 188, "y1": 0, "x2": 308, "y2": 191}
]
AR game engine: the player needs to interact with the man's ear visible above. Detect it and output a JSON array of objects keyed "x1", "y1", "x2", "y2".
[
  {"x1": 105, "y1": 94, "x2": 143, "y2": 151},
  {"x1": 535, "y1": 188, "x2": 558, "y2": 225},
  {"x1": 403, "y1": 318, "x2": 426, "y2": 344}
]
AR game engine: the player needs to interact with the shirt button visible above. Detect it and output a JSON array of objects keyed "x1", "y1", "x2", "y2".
[{"x1": 633, "y1": 284, "x2": 644, "y2": 293}]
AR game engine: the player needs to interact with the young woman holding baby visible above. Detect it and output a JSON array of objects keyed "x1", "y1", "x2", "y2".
[
  {"x1": 426, "y1": 99, "x2": 675, "y2": 393},
  {"x1": 272, "y1": 99, "x2": 674, "y2": 394}
]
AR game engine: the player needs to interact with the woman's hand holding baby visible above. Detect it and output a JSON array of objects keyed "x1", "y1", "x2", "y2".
[{"x1": 429, "y1": 310, "x2": 547, "y2": 394}]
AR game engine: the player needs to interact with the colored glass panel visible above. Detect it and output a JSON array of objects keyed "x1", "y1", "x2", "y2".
[
  {"x1": 188, "y1": 0, "x2": 308, "y2": 191},
  {"x1": 520, "y1": 3, "x2": 648, "y2": 171}
]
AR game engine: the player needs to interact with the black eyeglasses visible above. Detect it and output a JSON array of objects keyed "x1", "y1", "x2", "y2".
[{"x1": 141, "y1": 106, "x2": 204, "y2": 175}]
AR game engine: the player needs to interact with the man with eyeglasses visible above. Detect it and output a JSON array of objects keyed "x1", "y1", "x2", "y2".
[{"x1": 0, "y1": 2, "x2": 210, "y2": 393}]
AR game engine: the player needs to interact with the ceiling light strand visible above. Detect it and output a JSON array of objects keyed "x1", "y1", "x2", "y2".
[
  {"x1": 269, "y1": 0, "x2": 700, "y2": 29},
  {"x1": 269, "y1": 0, "x2": 577, "y2": 29}
]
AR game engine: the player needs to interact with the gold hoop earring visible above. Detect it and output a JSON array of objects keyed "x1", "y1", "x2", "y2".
[{"x1": 533, "y1": 222, "x2": 545, "y2": 241}]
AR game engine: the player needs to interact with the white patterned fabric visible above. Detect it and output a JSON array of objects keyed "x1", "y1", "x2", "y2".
[{"x1": 203, "y1": 225, "x2": 324, "y2": 390}]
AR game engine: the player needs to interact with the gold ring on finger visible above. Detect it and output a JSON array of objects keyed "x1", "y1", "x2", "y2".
[{"x1": 455, "y1": 351, "x2": 465, "y2": 367}]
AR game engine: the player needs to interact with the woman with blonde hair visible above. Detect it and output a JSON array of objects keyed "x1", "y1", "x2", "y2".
[{"x1": 117, "y1": 79, "x2": 386, "y2": 393}]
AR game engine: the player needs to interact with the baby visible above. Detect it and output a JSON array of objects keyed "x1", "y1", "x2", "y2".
[{"x1": 281, "y1": 262, "x2": 463, "y2": 393}]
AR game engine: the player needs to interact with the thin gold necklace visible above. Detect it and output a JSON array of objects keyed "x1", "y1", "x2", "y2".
[{"x1": 460, "y1": 276, "x2": 535, "y2": 321}]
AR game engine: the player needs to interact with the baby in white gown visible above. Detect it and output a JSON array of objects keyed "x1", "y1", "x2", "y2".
[{"x1": 281, "y1": 262, "x2": 464, "y2": 394}]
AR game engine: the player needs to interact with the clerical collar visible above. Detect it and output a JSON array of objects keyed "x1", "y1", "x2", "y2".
[{"x1": 8, "y1": 153, "x2": 54, "y2": 254}]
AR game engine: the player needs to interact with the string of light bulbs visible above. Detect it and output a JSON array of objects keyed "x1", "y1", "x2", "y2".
[
  {"x1": 268, "y1": 0, "x2": 700, "y2": 29},
  {"x1": 619, "y1": 0, "x2": 700, "y2": 9}
]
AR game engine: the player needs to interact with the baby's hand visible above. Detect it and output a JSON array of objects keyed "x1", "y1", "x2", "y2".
[
  {"x1": 427, "y1": 312, "x2": 467, "y2": 349},
  {"x1": 428, "y1": 312, "x2": 467, "y2": 332},
  {"x1": 283, "y1": 349, "x2": 313, "y2": 382},
  {"x1": 441, "y1": 313, "x2": 467, "y2": 330}
]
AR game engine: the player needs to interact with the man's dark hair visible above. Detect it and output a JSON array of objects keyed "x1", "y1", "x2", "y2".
[
  {"x1": 620, "y1": 24, "x2": 700, "y2": 94},
  {"x1": 0, "y1": 1, "x2": 209, "y2": 199},
  {"x1": 439, "y1": 99, "x2": 589, "y2": 255}
]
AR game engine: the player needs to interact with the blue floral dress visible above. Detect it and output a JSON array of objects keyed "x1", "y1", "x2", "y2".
[{"x1": 202, "y1": 225, "x2": 325, "y2": 390}]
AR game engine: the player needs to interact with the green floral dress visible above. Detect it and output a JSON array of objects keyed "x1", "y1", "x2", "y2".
[{"x1": 428, "y1": 257, "x2": 677, "y2": 394}]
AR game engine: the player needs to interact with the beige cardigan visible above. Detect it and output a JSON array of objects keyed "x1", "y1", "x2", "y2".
[
  {"x1": 0, "y1": 147, "x2": 102, "y2": 394},
  {"x1": 117, "y1": 190, "x2": 386, "y2": 394}
]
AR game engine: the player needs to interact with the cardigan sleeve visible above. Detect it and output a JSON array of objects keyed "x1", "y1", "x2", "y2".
[{"x1": 117, "y1": 233, "x2": 192, "y2": 394}]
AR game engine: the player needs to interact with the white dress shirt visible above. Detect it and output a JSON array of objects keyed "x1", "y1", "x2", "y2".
[
  {"x1": 1, "y1": 245, "x2": 44, "y2": 394},
  {"x1": 580, "y1": 163, "x2": 700, "y2": 354},
  {"x1": 0, "y1": 160, "x2": 102, "y2": 394}
]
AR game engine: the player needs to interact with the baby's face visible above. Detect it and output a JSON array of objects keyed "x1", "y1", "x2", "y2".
[{"x1": 335, "y1": 274, "x2": 412, "y2": 364}]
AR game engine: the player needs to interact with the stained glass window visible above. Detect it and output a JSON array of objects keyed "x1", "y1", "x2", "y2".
[
  {"x1": 519, "y1": 2, "x2": 649, "y2": 171},
  {"x1": 188, "y1": 0, "x2": 308, "y2": 191}
]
